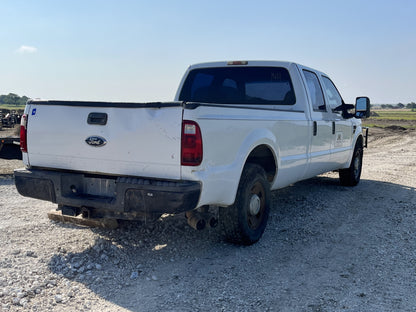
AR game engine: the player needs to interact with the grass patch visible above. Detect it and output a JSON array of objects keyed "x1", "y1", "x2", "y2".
[
  {"x1": 371, "y1": 110, "x2": 416, "y2": 121},
  {"x1": 364, "y1": 110, "x2": 416, "y2": 129},
  {"x1": 0, "y1": 104, "x2": 25, "y2": 111},
  {"x1": 363, "y1": 123, "x2": 416, "y2": 130}
]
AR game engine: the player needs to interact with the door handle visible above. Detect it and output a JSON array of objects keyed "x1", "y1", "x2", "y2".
[
  {"x1": 332, "y1": 121, "x2": 335, "y2": 135},
  {"x1": 87, "y1": 112, "x2": 108, "y2": 125},
  {"x1": 313, "y1": 121, "x2": 317, "y2": 136}
]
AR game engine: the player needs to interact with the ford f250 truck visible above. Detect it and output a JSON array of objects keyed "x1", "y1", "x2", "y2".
[{"x1": 14, "y1": 61, "x2": 370, "y2": 245}]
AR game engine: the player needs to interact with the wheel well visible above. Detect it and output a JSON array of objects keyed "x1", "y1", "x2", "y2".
[{"x1": 246, "y1": 145, "x2": 277, "y2": 182}]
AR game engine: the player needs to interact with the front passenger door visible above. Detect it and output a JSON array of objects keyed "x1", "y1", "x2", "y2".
[{"x1": 321, "y1": 76, "x2": 353, "y2": 166}]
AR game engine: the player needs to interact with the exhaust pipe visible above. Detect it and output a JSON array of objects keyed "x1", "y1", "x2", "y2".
[
  {"x1": 201, "y1": 213, "x2": 218, "y2": 228},
  {"x1": 186, "y1": 211, "x2": 206, "y2": 230},
  {"x1": 185, "y1": 210, "x2": 218, "y2": 230}
]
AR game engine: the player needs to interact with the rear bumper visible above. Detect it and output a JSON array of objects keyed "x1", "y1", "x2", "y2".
[{"x1": 14, "y1": 168, "x2": 201, "y2": 218}]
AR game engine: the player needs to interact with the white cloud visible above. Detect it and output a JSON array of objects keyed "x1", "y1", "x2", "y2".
[{"x1": 16, "y1": 45, "x2": 38, "y2": 54}]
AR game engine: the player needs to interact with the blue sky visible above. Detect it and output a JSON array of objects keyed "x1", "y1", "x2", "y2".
[{"x1": 1, "y1": 0, "x2": 415, "y2": 104}]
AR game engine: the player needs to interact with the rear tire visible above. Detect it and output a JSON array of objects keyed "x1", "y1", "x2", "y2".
[
  {"x1": 339, "y1": 142, "x2": 363, "y2": 186},
  {"x1": 220, "y1": 163, "x2": 271, "y2": 245}
]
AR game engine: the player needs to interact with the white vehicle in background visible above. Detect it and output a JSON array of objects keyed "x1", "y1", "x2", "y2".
[{"x1": 15, "y1": 61, "x2": 370, "y2": 245}]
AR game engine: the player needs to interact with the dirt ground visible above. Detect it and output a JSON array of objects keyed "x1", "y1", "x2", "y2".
[
  {"x1": 0, "y1": 126, "x2": 415, "y2": 311},
  {"x1": 0, "y1": 126, "x2": 19, "y2": 138},
  {"x1": 363, "y1": 118, "x2": 416, "y2": 130}
]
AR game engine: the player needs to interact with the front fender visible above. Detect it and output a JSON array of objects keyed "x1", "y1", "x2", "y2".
[{"x1": 343, "y1": 123, "x2": 364, "y2": 169}]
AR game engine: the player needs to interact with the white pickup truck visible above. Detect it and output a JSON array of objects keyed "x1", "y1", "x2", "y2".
[{"x1": 15, "y1": 61, "x2": 370, "y2": 245}]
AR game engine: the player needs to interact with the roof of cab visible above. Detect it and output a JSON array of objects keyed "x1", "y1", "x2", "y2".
[{"x1": 188, "y1": 60, "x2": 298, "y2": 70}]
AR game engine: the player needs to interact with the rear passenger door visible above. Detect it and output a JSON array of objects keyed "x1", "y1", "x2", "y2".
[{"x1": 301, "y1": 69, "x2": 333, "y2": 178}]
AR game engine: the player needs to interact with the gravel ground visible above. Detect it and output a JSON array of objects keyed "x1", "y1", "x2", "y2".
[
  {"x1": 0, "y1": 127, "x2": 19, "y2": 139},
  {"x1": 0, "y1": 127, "x2": 415, "y2": 311}
]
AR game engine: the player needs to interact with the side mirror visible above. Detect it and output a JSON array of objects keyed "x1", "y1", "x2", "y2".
[{"x1": 355, "y1": 97, "x2": 370, "y2": 118}]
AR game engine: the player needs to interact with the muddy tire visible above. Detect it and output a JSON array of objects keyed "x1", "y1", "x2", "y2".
[
  {"x1": 220, "y1": 163, "x2": 271, "y2": 245},
  {"x1": 339, "y1": 142, "x2": 363, "y2": 186}
]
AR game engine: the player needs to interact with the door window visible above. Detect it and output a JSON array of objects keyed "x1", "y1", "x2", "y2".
[
  {"x1": 322, "y1": 76, "x2": 343, "y2": 110},
  {"x1": 303, "y1": 70, "x2": 326, "y2": 112}
]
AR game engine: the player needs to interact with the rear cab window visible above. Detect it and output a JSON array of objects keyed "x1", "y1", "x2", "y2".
[{"x1": 179, "y1": 67, "x2": 296, "y2": 106}]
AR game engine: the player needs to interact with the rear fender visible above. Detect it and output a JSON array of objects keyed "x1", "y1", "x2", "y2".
[{"x1": 188, "y1": 128, "x2": 278, "y2": 207}]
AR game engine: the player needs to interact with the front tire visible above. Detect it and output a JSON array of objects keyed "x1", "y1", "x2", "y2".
[
  {"x1": 339, "y1": 142, "x2": 363, "y2": 186},
  {"x1": 220, "y1": 164, "x2": 271, "y2": 245}
]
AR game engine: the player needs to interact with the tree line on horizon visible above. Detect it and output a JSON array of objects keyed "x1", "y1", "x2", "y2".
[
  {"x1": 377, "y1": 102, "x2": 416, "y2": 110},
  {"x1": 0, "y1": 93, "x2": 30, "y2": 106}
]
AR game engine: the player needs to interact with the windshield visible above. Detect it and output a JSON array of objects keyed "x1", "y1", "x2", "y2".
[{"x1": 179, "y1": 66, "x2": 296, "y2": 105}]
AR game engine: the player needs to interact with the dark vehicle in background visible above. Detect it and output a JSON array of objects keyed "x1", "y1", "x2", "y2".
[
  {"x1": 0, "y1": 110, "x2": 22, "y2": 160},
  {"x1": 1, "y1": 110, "x2": 21, "y2": 128}
]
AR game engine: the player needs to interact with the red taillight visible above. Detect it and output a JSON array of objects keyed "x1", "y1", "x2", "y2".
[
  {"x1": 20, "y1": 114, "x2": 28, "y2": 153},
  {"x1": 181, "y1": 120, "x2": 203, "y2": 166}
]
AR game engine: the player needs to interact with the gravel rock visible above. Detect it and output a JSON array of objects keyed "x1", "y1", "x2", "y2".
[
  {"x1": 25, "y1": 250, "x2": 37, "y2": 258},
  {"x1": 130, "y1": 272, "x2": 139, "y2": 280},
  {"x1": 55, "y1": 294, "x2": 63, "y2": 303}
]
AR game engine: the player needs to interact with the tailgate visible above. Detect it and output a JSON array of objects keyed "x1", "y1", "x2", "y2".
[{"x1": 25, "y1": 101, "x2": 183, "y2": 180}]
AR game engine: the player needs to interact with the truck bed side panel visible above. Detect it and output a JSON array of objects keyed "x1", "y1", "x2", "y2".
[{"x1": 182, "y1": 105, "x2": 310, "y2": 207}]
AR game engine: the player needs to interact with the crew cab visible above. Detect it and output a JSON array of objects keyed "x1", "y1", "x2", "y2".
[{"x1": 14, "y1": 61, "x2": 370, "y2": 245}]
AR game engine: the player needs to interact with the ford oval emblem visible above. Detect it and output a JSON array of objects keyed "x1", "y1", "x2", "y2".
[{"x1": 85, "y1": 136, "x2": 107, "y2": 147}]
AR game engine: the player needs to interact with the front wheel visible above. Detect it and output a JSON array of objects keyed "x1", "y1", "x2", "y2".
[
  {"x1": 220, "y1": 164, "x2": 271, "y2": 245},
  {"x1": 339, "y1": 142, "x2": 363, "y2": 186}
]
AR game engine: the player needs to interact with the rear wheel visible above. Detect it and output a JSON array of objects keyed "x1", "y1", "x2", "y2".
[
  {"x1": 339, "y1": 142, "x2": 363, "y2": 186},
  {"x1": 220, "y1": 163, "x2": 271, "y2": 245}
]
